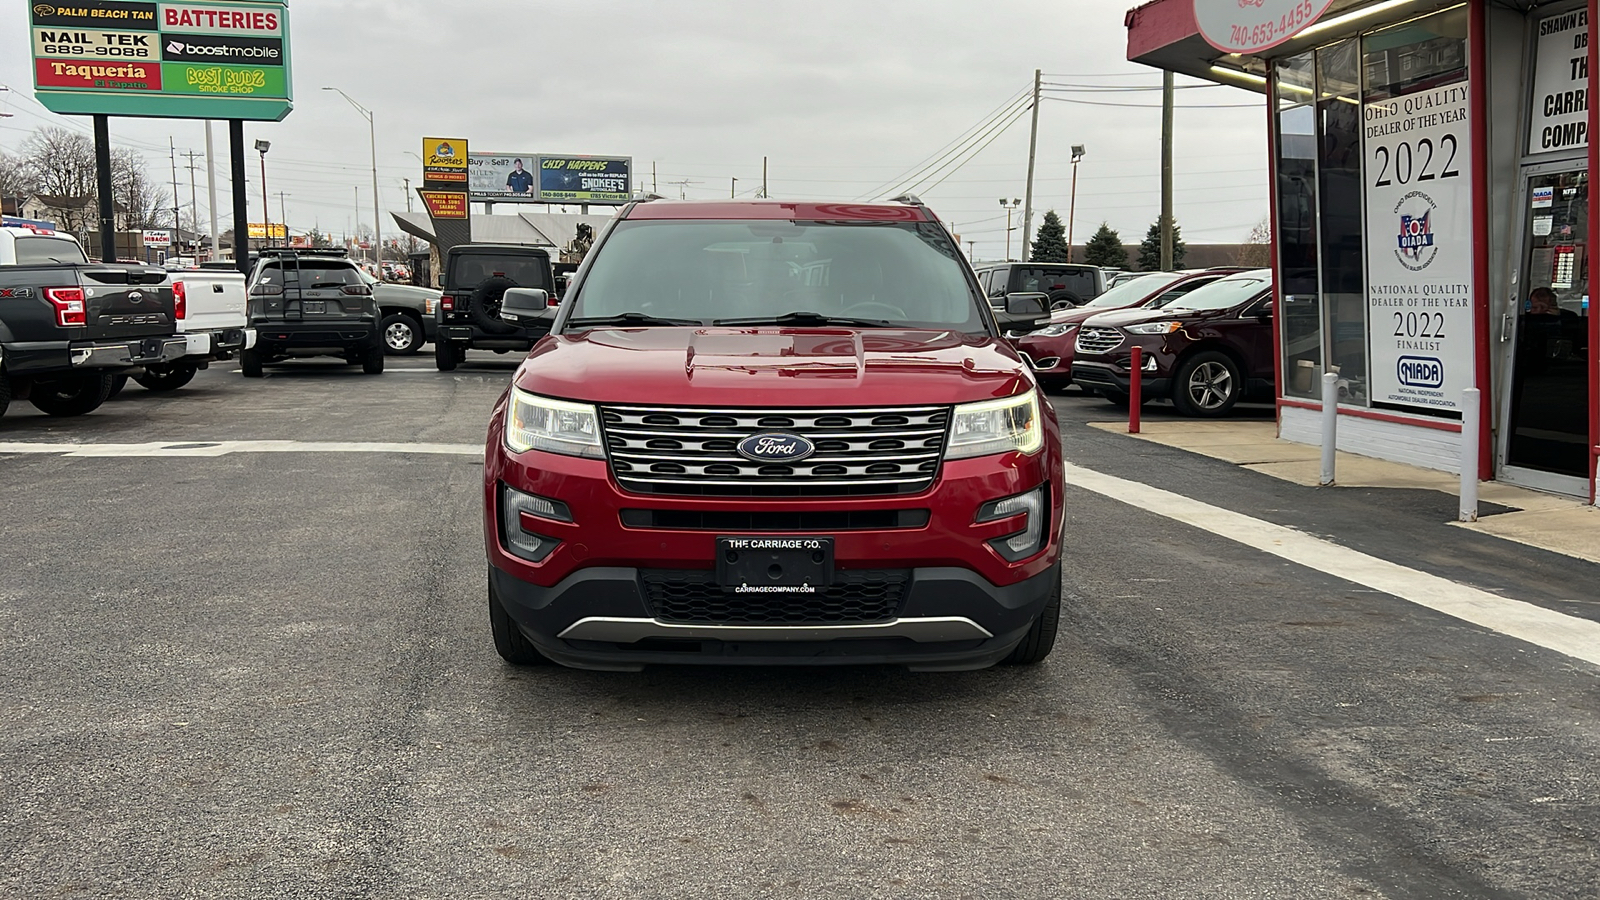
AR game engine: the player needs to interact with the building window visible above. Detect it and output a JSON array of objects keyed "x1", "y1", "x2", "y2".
[
  {"x1": 1318, "y1": 39, "x2": 1369, "y2": 406},
  {"x1": 1275, "y1": 51, "x2": 1322, "y2": 398}
]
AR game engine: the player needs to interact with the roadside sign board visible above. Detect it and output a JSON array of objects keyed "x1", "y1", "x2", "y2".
[
  {"x1": 418, "y1": 190, "x2": 468, "y2": 220},
  {"x1": 468, "y1": 152, "x2": 540, "y2": 202},
  {"x1": 246, "y1": 222, "x2": 286, "y2": 239},
  {"x1": 29, "y1": 0, "x2": 293, "y2": 121},
  {"x1": 422, "y1": 137, "x2": 468, "y2": 185},
  {"x1": 141, "y1": 229, "x2": 172, "y2": 247},
  {"x1": 537, "y1": 155, "x2": 631, "y2": 204}
]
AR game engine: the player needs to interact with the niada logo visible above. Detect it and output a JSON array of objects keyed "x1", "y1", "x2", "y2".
[
  {"x1": 1392, "y1": 190, "x2": 1439, "y2": 271},
  {"x1": 1396, "y1": 355, "x2": 1444, "y2": 389},
  {"x1": 737, "y1": 433, "x2": 816, "y2": 463}
]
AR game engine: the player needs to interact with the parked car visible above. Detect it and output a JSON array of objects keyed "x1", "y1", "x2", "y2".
[
  {"x1": 975, "y1": 262, "x2": 1105, "y2": 309},
  {"x1": 240, "y1": 248, "x2": 384, "y2": 377},
  {"x1": 0, "y1": 225, "x2": 184, "y2": 419},
  {"x1": 483, "y1": 197, "x2": 1062, "y2": 671},
  {"x1": 434, "y1": 244, "x2": 557, "y2": 371},
  {"x1": 1108, "y1": 271, "x2": 1154, "y2": 289},
  {"x1": 112, "y1": 267, "x2": 254, "y2": 395},
  {"x1": 360, "y1": 271, "x2": 440, "y2": 356},
  {"x1": 1014, "y1": 268, "x2": 1244, "y2": 390},
  {"x1": 1071, "y1": 268, "x2": 1275, "y2": 416}
]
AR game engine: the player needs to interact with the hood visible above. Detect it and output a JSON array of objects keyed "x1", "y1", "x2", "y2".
[
  {"x1": 1078, "y1": 306, "x2": 1204, "y2": 328},
  {"x1": 515, "y1": 327, "x2": 1032, "y2": 406}
]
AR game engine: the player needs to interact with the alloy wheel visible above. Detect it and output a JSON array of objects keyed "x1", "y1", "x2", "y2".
[
  {"x1": 1186, "y1": 360, "x2": 1233, "y2": 410},
  {"x1": 385, "y1": 321, "x2": 416, "y2": 351}
]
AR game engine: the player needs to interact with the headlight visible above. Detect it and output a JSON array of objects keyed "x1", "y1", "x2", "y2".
[
  {"x1": 504, "y1": 388, "x2": 604, "y2": 457},
  {"x1": 947, "y1": 391, "x2": 1043, "y2": 460},
  {"x1": 1125, "y1": 321, "x2": 1182, "y2": 334},
  {"x1": 1037, "y1": 322, "x2": 1078, "y2": 337}
]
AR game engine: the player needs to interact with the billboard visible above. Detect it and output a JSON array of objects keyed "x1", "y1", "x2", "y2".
[
  {"x1": 29, "y1": 0, "x2": 292, "y2": 121},
  {"x1": 418, "y1": 190, "x2": 468, "y2": 220},
  {"x1": 421, "y1": 137, "x2": 467, "y2": 184},
  {"x1": 468, "y1": 153, "x2": 539, "y2": 202},
  {"x1": 246, "y1": 222, "x2": 286, "y2": 239},
  {"x1": 538, "y1": 155, "x2": 631, "y2": 204}
]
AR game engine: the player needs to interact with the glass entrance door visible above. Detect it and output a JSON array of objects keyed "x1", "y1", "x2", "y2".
[{"x1": 1501, "y1": 168, "x2": 1591, "y2": 489}]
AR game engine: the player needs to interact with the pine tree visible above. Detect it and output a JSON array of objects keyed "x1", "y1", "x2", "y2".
[
  {"x1": 1082, "y1": 222, "x2": 1128, "y2": 269},
  {"x1": 1137, "y1": 218, "x2": 1186, "y2": 271},
  {"x1": 1028, "y1": 210, "x2": 1070, "y2": 262}
]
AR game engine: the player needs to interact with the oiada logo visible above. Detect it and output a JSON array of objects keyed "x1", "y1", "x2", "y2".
[
  {"x1": 1392, "y1": 190, "x2": 1440, "y2": 271},
  {"x1": 1397, "y1": 355, "x2": 1445, "y2": 389},
  {"x1": 736, "y1": 433, "x2": 816, "y2": 463}
]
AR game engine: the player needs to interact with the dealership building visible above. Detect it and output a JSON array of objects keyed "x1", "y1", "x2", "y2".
[{"x1": 1126, "y1": 0, "x2": 1599, "y2": 502}]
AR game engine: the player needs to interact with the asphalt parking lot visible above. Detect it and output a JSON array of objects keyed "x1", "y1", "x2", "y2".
[{"x1": 2, "y1": 360, "x2": 1596, "y2": 899}]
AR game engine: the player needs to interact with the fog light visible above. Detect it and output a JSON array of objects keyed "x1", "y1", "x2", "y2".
[
  {"x1": 977, "y1": 486, "x2": 1048, "y2": 562},
  {"x1": 500, "y1": 484, "x2": 567, "y2": 562}
]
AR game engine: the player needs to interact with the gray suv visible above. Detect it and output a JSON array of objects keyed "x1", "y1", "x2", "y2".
[
  {"x1": 240, "y1": 248, "x2": 384, "y2": 377},
  {"x1": 975, "y1": 263, "x2": 1106, "y2": 310}
]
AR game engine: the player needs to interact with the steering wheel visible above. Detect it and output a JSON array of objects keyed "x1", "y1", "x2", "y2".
[{"x1": 842, "y1": 301, "x2": 907, "y2": 320}]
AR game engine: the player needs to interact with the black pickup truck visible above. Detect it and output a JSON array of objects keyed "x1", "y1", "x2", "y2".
[
  {"x1": 433, "y1": 244, "x2": 556, "y2": 371},
  {"x1": 0, "y1": 226, "x2": 186, "y2": 419}
]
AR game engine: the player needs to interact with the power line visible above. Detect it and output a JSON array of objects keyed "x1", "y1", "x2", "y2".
[
  {"x1": 855, "y1": 85, "x2": 1030, "y2": 200},
  {"x1": 1042, "y1": 96, "x2": 1263, "y2": 110},
  {"x1": 866, "y1": 95, "x2": 1033, "y2": 200}
]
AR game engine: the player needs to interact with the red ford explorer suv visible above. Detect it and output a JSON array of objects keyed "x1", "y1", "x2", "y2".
[{"x1": 483, "y1": 198, "x2": 1065, "y2": 671}]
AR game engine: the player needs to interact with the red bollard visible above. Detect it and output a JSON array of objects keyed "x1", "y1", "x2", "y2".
[{"x1": 1128, "y1": 346, "x2": 1142, "y2": 434}]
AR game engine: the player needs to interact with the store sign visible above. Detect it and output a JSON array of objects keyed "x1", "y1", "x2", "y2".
[
  {"x1": 537, "y1": 155, "x2": 632, "y2": 204},
  {"x1": 418, "y1": 190, "x2": 468, "y2": 220},
  {"x1": 1193, "y1": 0, "x2": 1336, "y2": 54},
  {"x1": 468, "y1": 153, "x2": 541, "y2": 202},
  {"x1": 421, "y1": 137, "x2": 468, "y2": 184},
  {"x1": 1362, "y1": 81, "x2": 1476, "y2": 413},
  {"x1": 141, "y1": 229, "x2": 171, "y2": 247},
  {"x1": 1528, "y1": 8, "x2": 1589, "y2": 155},
  {"x1": 246, "y1": 222, "x2": 286, "y2": 239},
  {"x1": 28, "y1": 0, "x2": 292, "y2": 121}
]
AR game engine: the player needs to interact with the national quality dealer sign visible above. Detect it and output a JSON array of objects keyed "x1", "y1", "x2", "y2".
[{"x1": 29, "y1": 1, "x2": 292, "y2": 121}]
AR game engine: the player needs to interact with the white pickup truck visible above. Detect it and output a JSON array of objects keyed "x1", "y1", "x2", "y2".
[{"x1": 115, "y1": 265, "x2": 254, "y2": 393}]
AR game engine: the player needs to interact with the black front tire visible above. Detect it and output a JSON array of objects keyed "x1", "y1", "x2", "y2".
[
  {"x1": 1002, "y1": 569, "x2": 1061, "y2": 665},
  {"x1": 134, "y1": 362, "x2": 197, "y2": 392},
  {"x1": 435, "y1": 340, "x2": 460, "y2": 372},
  {"x1": 28, "y1": 373, "x2": 114, "y2": 417},
  {"x1": 362, "y1": 344, "x2": 385, "y2": 375},
  {"x1": 489, "y1": 572, "x2": 552, "y2": 666},
  {"x1": 240, "y1": 348, "x2": 264, "y2": 378},
  {"x1": 381, "y1": 312, "x2": 426, "y2": 355}
]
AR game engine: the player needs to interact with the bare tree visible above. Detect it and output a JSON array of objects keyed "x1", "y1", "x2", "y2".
[
  {"x1": 1233, "y1": 216, "x2": 1272, "y2": 267},
  {"x1": 20, "y1": 127, "x2": 97, "y2": 232},
  {"x1": 0, "y1": 150, "x2": 38, "y2": 215},
  {"x1": 111, "y1": 146, "x2": 170, "y2": 230}
]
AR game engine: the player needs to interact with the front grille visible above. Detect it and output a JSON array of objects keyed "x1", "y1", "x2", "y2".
[
  {"x1": 642, "y1": 569, "x2": 911, "y2": 624},
  {"x1": 619, "y1": 509, "x2": 930, "y2": 530},
  {"x1": 601, "y1": 405, "x2": 949, "y2": 497},
  {"x1": 1075, "y1": 327, "x2": 1123, "y2": 355}
]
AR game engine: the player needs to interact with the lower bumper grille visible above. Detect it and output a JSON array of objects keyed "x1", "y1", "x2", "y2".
[{"x1": 641, "y1": 569, "x2": 911, "y2": 624}]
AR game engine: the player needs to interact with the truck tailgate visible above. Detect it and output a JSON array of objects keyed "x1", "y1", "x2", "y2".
[
  {"x1": 79, "y1": 265, "x2": 175, "y2": 340},
  {"x1": 173, "y1": 273, "x2": 247, "y2": 333}
]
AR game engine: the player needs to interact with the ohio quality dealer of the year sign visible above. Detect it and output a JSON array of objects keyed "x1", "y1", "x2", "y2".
[{"x1": 29, "y1": 0, "x2": 292, "y2": 121}]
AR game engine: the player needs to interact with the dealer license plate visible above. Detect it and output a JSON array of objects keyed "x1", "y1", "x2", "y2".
[
  {"x1": 301, "y1": 300, "x2": 326, "y2": 314},
  {"x1": 716, "y1": 536, "x2": 833, "y2": 593}
]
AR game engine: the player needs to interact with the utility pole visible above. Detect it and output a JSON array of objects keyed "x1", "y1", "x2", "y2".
[
  {"x1": 403, "y1": 178, "x2": 413, "y2": 212},
  {"x1": 761, "y1": 156, "x2": 768, "y2": 198},
  {"x1": 652, "y1": 161, "x2": 657, "y2": 193},
  {"x1": 1160, "y1": 71, "x2": 1174, "y2": 271},
  {"x1": 168, "y1": 138, "x2": 181, "y2": 240},
  {"x1": 1021, "y1": 69, "x2": 1041, "y2": 259},
  {"x1": 181, "y1": 149, "x2": 202, "y2": 253},
  {"x1": 277, "y1": 191, "x2": 288, "y2": 238},
  {"x1": 204, "y1": 122, "x2": 220, "y2": 260},
  {"x1": 731, "y1": 177, "x2": 738, "y2": 198}
]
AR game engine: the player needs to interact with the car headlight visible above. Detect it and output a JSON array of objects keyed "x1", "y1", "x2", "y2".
[
  {"x1": 1125, "y1": 321, "x2": 1182, "y2": 334},
  {"x1": 1037, "y1": 322, "x2": 1078, "y2": 337},
  {"x1": 947, "y1": 391, "x2": 1043, "y2": 460},
  {"x1": 504, "y1": 388, "x2": 604, "y2": 457}
]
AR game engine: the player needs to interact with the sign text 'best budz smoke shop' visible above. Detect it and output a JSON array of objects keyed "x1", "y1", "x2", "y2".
[{"x1": 29, "y1": 1, "x2": 293, "y2": 121}]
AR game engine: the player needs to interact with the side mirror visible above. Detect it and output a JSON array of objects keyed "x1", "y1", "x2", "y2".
[
  {"x1": 995, "y1": 292, "x2": 1050, "y2": 331},
  {"x1": 1256, "y1": 300, "x2": 1275, "y2": 321},
  {"x1": 500, "y1": 288, "x2": 557, "y2": 323}
]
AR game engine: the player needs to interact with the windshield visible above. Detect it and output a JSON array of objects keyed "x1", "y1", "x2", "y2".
[
  {"x1": 567, "y1": 220, "x2": 985, "y2": 330},
  {"x1": 1080, "y1": 271, "x2": 1185, "y2": 309},
  {"x1": 13, "y1": 236, "x2": 89, "y2": 266},
  {"x1": 449, "y1": 254, "x2": 550, "y2": 290},
  {"x1": 1166, "y1": 273, "x2": 1272, "y2": 311}
]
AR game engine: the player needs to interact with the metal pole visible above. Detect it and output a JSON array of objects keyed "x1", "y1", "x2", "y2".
[
  {"x1": 1129, "y1": 346, "x2": 1143, "y2": 434},
  {"x1": 229, "y1": 120, "x2": 248, "y2": 274},
  {"x1": 1460, "y1": 388, "x2": 1481, "y2": 522},
  {"x1": 369, "y1": 109, "x2": 380, "y2": 274},
  {"x1": 1021, "y1": 69, "x2": 1041, "y2": 259},
  {"x1": 1160, "y1": 70, "x2": 1174, "y2": 271},
  {"x1": 762, "y1": 156, "x2": 768, "y2": 198},
  {"x1": 278, "y1": 191, "x2": 287, "y2": 236},
  {"x1": 1319, "y1": 372, "x2": 1338, "y2": 486},
  {"x1": 259, "y1": 150, "x2": 271, "y2": 248},
  {"x1": 184, "y1": 150, "x2": 200, "y2": 255},
  {"x1": 731, "y1": 177, "x2": 737, "y2": 198},
  {"x1": 168, "y1": 137, "x2": 180, "y2": 240},
  {"x1": 205, "y1": 121, "x2": 219, "y2": 261},
  {"x1": 1067, "y1": 159, "x2": 1080, "y2": 263},
  {"x1": 93, "y1": 115, "x2": 116, "y2": 262},
  {"x1": 1004, "y1": 206, "x2": 1013, "y2": 260}
]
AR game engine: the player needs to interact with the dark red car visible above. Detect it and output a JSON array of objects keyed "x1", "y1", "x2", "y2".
[
  {"x1": 483, "y1": 198, "x2": 1066, "y2": 671},
  {"x1": 1070, "y1": 269, "x2": 1275, "y2": 416},
  {"x1": 1014, "y1": 268, "x2": 1244, "y2": 390}
]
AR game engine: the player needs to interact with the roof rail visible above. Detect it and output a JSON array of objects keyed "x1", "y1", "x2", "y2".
[
  {"x1": 888, "y1": 193, "x2": 925, "y2": 206},
  {"x1": 630, "y1": 191, "x2": 665, "y2": 202},
  {"x1": 258, "y1": 246, "x2": 349, "y2": 257}
]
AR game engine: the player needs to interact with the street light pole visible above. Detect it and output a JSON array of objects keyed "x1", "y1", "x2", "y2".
[
  {"x1": 1067, "y1": 145, "x2": 1085, "y2": 263},
  {"x1": 999, "y1": 198, "x2": 1021, "y2": 261},
  {"x1": 324, "y1": 87, "x2": 381, "y2": 276},
  {"x1": 254, "y1": 139, "x2": 271, "y2": 249}
]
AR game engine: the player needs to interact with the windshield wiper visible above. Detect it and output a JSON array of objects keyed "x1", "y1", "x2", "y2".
[
  {"x1": 712, "y1": 311, "x2": 895, "y2": 327},
  {"x1": 566, "y1": 312, "x2": 702, "y2": 328}
]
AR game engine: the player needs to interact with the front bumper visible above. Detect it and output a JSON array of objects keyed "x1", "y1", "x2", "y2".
[
  {"x1": 491, "y1": 563, "x2": 1059, "y2": 671},
  {"x1": 1070, "y1": 360, "x2": 1172, "y2": 399}
]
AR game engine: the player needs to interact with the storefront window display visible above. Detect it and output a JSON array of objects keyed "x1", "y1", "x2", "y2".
[{"x1": 1276, "y1": 52, "x2": 1322, "y2": 398}]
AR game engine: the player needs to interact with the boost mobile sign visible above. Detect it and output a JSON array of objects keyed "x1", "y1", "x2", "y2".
[{"x1": 1362, "y1": 80, "x2": 1475, "y2": 413}]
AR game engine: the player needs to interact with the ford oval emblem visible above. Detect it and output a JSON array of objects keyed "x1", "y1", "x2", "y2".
[
  {"x1": 128, "y1": 290, "x2": 144, "y2": 303},
  {"x1": 737, "y1": 433, "x2": 816, "y2": 463}
]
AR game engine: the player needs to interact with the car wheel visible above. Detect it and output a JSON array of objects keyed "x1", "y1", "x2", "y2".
[
  {"x1": 133, "y1": 362, "x2": 197, "y2": 392},
  {"x1": 362, "y1": 345, "x2": 385, "y2": 375},
  {"x1": 434, "y1": 340, "x2": 459, "y2": 372},
  {"x1": 240, "y1": 348, "x2": 264, "y2": 378},
  {"x1": 1002, "y1": 567, "x2": 1061, "y2": 665},
  {"x1": 381, "y1": 313, "x2": 425, "y2": 355},
  {"x1": 1172, "y1": 350, "x2": 1242, "y2": 417},
  {"x1": 106, "y1": 374, "x2": 129, "y2": 399},
  {"x1": 28, "y1": 372, "x2": 114, "y2": 417},
  {"x1": 0, "y1": 374, "x2": 11, "y2": 419},
  {"x1": 489, "y1": 571, "x2": 552, "y2": 666}
]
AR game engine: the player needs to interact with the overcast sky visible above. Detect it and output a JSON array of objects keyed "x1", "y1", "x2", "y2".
[{"x1": 1, "y1": 0, "x2": 1269, "y2": 257}]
